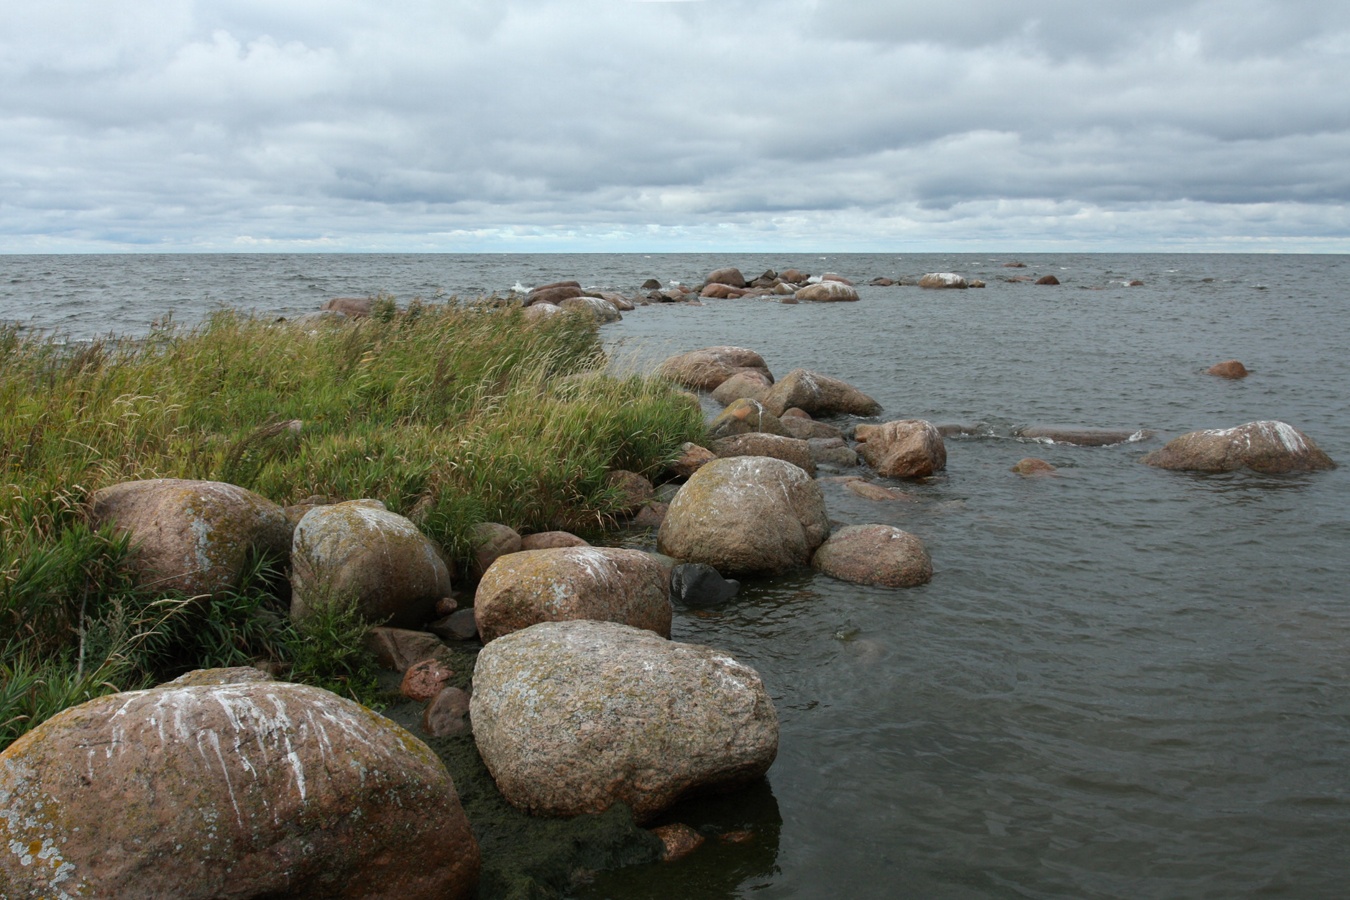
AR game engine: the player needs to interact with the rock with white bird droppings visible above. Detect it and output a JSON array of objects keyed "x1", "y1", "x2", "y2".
[
  {"x1": 0, "y1": 671, "x2": 479, "y2": 899},
  {"x1": 1139, "y1": 420, "x2": 1335, "y2": 474},
  {"x1": 473, "y1": 546, "x2": 672, "y2": 643},
  {"x1": 471, "y1": 620, "x2": 778, "y2": 822}
]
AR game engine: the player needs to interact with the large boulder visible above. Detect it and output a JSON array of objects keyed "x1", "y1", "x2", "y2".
[
  {"x1": 525, "y1": 283, "x2": 583, "y2": 306},
  {"x1": 471, "y1": 620, "x2": 778, "y2": 822},
  {"x1": 657, "y1": 347, "x2": 773, "y2": 391},
  {"x1": 711, "y1": 370, "x2": 774, "y2": 406},
  {"x1": 474, "y1": 547, "x2": 672, "y2": 643},
  {"x1": 855, "y1": 420, "x2": 947, "y2": 478},
  {"x1": 657, "y1": 456, "x2": 829, "y2": 574},
  {"x1": 707, "y1": 398, "x2": 789, "y2": 439},
  {"x1": 1139, "y1": 421, "x2": 1336, "y2": 474},
  {"x1": 712, "y1": 433, "x2": 816, "y2": 476},
  {"x1": 0, "y1": 673, "x2": 479, "y2": 899},
  {"x1": 918, "y1": 273, "x2": 968, "y2": 289},
  {"x1": 705, "y1": 267, "x2": 747, "y2": 289},
  {"x1": 794, "y1": 282, "x2": 860, "y2": 302},
  {"x1": 812, "y1": 524, "x2": 932, "y2": 587},
  {"x1": 88, "y1": 479, "x2": 290, "y2": 597},
  {"x1": 290, "y1": 500, "x2": 452, "y2": 628},
  {"x1": 762, "y1": 368, "x2": 882, "y2": 418},
  {"x1": 559, "y1": 295, "x2": 622, "y2": 322}
]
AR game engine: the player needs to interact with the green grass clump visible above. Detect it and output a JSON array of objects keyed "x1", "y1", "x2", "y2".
[{"x1": 0, "y1": 303, "x2": 705, "y2": 750}]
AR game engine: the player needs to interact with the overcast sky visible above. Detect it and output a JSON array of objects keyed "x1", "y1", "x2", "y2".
[{"x1": 3, "y1": 0, "x2": 1349, "y2": 253}]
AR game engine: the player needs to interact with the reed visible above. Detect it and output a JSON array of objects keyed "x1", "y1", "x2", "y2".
[{"x1": 0, "y1": 303, "x2": 704, "y2": 748}]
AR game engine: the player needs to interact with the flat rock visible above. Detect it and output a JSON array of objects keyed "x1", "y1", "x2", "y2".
[{"x1": 1017, "y1": 426, "x2": 1149, "y2": 446}]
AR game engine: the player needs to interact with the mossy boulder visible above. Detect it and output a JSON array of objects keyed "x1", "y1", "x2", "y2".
[
  {"x1": 761, "y1": 368, "x2": 881, "y2": 418},
  {"x1": 88, "y1": 478, "x2": 290, "y2": 596},
  {"x1": 0, "y1": 672, "x2": 480, "y2": 899},
  {"x1": 474, "y1": 547, "x2": 672, "y2": 643},
  {"x1": 471, "y1": 620, "x2": 778, "y2": 822},
  {"x1": 1139, "y1": 421, "x2": 1336, "y2": 474},
  {"x1": 290, "y1": 500, "x2": 452, "y2": 628},
  {"x1": 657, "y1": 456, "x2": 829, "y2": 575},
  {"x1": 812, "y1": 524, "x2": 933, "y2": 587}
]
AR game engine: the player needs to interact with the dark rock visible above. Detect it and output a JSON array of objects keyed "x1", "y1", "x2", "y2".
[
  {"x1": 1017, "y1": 426, "x2": 1148, "y2": 446},
  {"x1": 429, "y1": 609, "x2": 480, "y2": 643},
  {"x1": 671, "y1": 563, "x2": 741, "y2": 608},
  {"x1": 1036, "y1": 274, "x2": 1060, "y2": 285}
]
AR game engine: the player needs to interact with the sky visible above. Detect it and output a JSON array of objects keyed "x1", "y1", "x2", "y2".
[{"x1": 3, "y1": 0, "x2": 1349, "y2": 253}]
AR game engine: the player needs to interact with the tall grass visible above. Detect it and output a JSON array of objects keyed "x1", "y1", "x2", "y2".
[{"x1": 0, "y1": 302, "x2": 705, "y2": 749}]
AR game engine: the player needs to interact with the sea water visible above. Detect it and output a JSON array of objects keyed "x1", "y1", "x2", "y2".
[{"x1": 3, "y1": 252, "x2": 1348, "y2": 898}]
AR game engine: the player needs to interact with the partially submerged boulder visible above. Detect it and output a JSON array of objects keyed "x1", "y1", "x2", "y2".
[
  {"x1": 658, "y1": 456, "x2": 829, "y2": 574},
  {"x1": 794, "y1": 281, "x2": 860, "y2": 302},
  {"x1": 1140, "y1": 421, "x2": 1336, "y2": 474},
  {"x1": 918, "y1": 273, "x2": 968, "y2": 289},
  {"x1": 1011, "y1": 457, "x2": 1057, "y2": 476},
  {"x1": 0, "y1": 674, "x2": 480, "y2": 899},
  {"x1": 1017, "y1": 426, "x2": 1148, "y2": 446},
  {"x1": 1207, "y1": 359, "x2": 1250, "y2": 379},
  {"x1": 812, "y1": 524, "x2": 933, "y2": 587},
  {"x1": 657, "y1": 347, "x2": 773, "y2": 391},
  {"x1": 707, "y1": 398, "x2": 789, "y2": 440},
  {"x1": 471, "y1": 620, "x2": 778, "y2": 822},
  {"x1": 855, "y1": 420, "x2": 947, "y2": 478},
  {"x1": 290, "y1": 500, "x2": 452, "y2": 628},
  {"x1": 474, "y1": 546, "x2": 672, "y2": 643},
  {"x1": 559, "y1": 295, "x2": 622, "y2": 323},
  {"x1": 88, "y1": 478, "x2": 290, "y2": 597},
  {"x1": 670, "y1": 563, "x2": 741, "y2": 608},
  {"x1": 762, "y1": 368, "x2": 882, "y2": 418}
]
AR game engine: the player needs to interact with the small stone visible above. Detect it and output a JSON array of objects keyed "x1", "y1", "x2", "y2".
[
  {"x1": 652, "y1": 824, "x2": 706, "y2": 862},
  {"x1": 401, "y1": 658, "x2": 455, "y2": 702},
  {"x1": 422, "y1": 686, "x2": 473, "y2": 738}
]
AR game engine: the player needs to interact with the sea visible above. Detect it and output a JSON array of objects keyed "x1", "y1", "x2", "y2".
[{"x1": 3, "y1": 252, "x2": 1349, "y2": 899}]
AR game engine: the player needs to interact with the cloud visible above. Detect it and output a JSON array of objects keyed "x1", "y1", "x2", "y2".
[{"x1": 1, "y1": 0, "x2": 1348, "y2": 251}]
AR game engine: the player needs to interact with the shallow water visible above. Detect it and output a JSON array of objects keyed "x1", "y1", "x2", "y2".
[{"x1": 4, "y1": 252, "x2": 1348, "y2": 898}]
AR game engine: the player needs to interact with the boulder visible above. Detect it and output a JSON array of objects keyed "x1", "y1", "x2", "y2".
[
  {"x1": 918, "y1": 273, "x2": 968, "y2": 289},
  {"x1": 526, "y1": 284, "x2": 583, "y2": 306},
  {"x1": 0, "y1": 676, "x2": 479, "y2": 899},
  {"x1": 705, "y1": 267, "x2": 747, "y2": 289},
  {"x1": 365, "y1": 626, "x2": 456, "y2": 672},
  {"x1": 290, "y1": 501, "x2": 452, "y2": 629},
  {"x1": 1036, "y1": 274, "x2": 1061, "y2": 285},
  {"x1": 641, "y1": 278, "x2": 663, "y2": 290},
  {"x1": 969, "y1": 280, "x2": 987, "y2": 288},
  {"x1": 590, "y1": 290, "x2": 635, "y2": 311},
  {"x1": 870, "y1": 277, "x2": 895, "y2": 286},
  {"x1": 812, "y1": 524, "x2": 933, "y2": 587},
  {"x1": 1207, "y1": 359, "x2": 1250, "y2": 379},
  {"x1": 670, "y1": 563, "x2": 740, "y2": 608},
  {"x1": 712, "y1": 433, "x2": 816, "y2": 476},
  {"x1": 794, "y1": 282, "x2": 860, "y2": 302},
  {"x1": 658, "y1": 347, "x2": 773, "y2": 391},
  {"x1": 474, "y1": 546, "x2": 672, "y2": 643},
  {"x1": 559, "y1": 295, "x2": 622, "y2": 322},
  {"x1": 519, "y1": 531, "x2": 590, "y2": 551},
  {"x1": 1011, "y1": 457, "x2": 1057, "y2": 476},
  {"x1": 780, "y1": 415, "x2": 844, "y2": 441},
  {"x1": 657, "y1": 456, "x2": 830, "y2": 574},
  {"x1": 428, "y1": 609, "x2": 479, "y2": 643},
  {"x1": 855, "y1": 420, "x2": 947, "y2": 478},
  {"x1": 607, "y1": 470, "x2": 657, "y2": 516},
  {"x1": 470, "y1": 620, "x2": 778, "y2": 822},
  {"x1": 422, "y1": 687, "x2": 473, "y2": 739},
  {"x1": 401, "y1": 658, "x2": 455, "y2": 701},
  {"x1": 521, "y1": 302, "x2": 561, "y2": 322},
  {"x1": 1017, "y1": 426, "x2": 1148, "y2": 446},
  {"x1": 322, "y1": 297, "x2": 373, "y2": 317},
  {"x1": 778, "y1": 268, "x2": 807, "y2": 283},
  {"x1": 472, "y1": 522, "x2": 522, "y2": 576},
  {"x1": 809, "y1": 437, "x2": 860, "y2": 469},
  {"x1": 1139, "y1": 421, "x2": 1336, "y2": 474},
  {"x1": 711, "y1": 370, "x2": 774, "y2": 406},
  {"x1": 762, "y1": 368, "x2": 882, "y2": 418},
  {"x1": 707, "y1": 398, "x2": 789, "y2": 440},
  {"x1": 89, "y1": 479, "x2": 291, "y2": 597},
  {"x1": 700, "y1": 283, "x2": 746, "y2": 299},
  {"x1": 667, "y1": 442, "x2": 718, "y2": 480}
]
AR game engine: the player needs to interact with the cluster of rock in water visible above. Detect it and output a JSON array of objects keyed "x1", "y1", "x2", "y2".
[{"x1": 1, "y1": 266, "x2": 1337, "y2": 898}]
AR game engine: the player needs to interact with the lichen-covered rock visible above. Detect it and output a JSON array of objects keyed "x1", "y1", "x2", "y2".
[
  {"x1": 707, "y1": 398, "x2": 789, "y2": 440},
  {"x1": 794, "y1": 281, "x2": 860, "y2": 302},
  {"x1": 88, "y1": 479, "x2": 290, "y2": 597},
  {"x1": 471, "y1": 620, "x2": 778, "y2": 822},
  {"x1": 291, "y1": 501, "x2": 452, "y2": 628},
  {"x1": 1139, "y1": 421, "x2": 1336, "y2": 474},
  {"x1": 657, "y1": 456, "x2": 829, "y2": 575},
  {"x1": 762, "y1": 369, "x2": 882, "y2": 418},
  {"x1": 711, "y1": 433, "x2": 816, "y2": 476},
  {"x1": 855, "y1": 420, "x2": 947, "y2": 478},
  {"x1": 918, "y1": 273, "x2": 968, "y2": 289},
  {"x1": 657, "y1": 347, "x2": 773, "y2": 391},
  {"x1": 474, "y1": 547, "x2": 672, "y2": 643},
  {"x1": 0, "y1": 677, "x2": 479, "y2": 899},
  {"x1": 812, "y1": 524, "x2": 933, "y2": 587}
]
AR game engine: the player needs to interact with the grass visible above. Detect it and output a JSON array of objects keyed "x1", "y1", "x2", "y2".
[{"x1": 0, "y1": 301, "x2": 705, "y2": 750}]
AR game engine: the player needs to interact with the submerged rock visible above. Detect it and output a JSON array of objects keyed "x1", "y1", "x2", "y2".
[
  {"x1": 0, "y1": 674, "x2": 480, "y2": 899},
  {"x1": 670, "y1": 562, "x2": 741, "y2": 608},
  {"x1": 813, "y1": 524, "x2": 933, "y2": 587},
  {"x1": 1139, "y1": 420, "x2": 1336, "y2": 474},
  {"x1": 1016, "y1": 426, "x2": 1149, "y2": 446},
  {"x1": 1011, "y1": 457, "x2": 1058, "y2": 476},
  {"x1": 88, "y1": 478, "x2": 290, "y2": 597},
  {"x1": 1207, "y1": 359, "x2": 1250, "y2": 379},
  {"x1": 471, "y1": 620, "x2": 778, "y2": 822}
]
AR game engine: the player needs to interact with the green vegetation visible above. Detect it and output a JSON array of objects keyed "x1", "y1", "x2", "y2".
[{"x1": 0, "y1": 302, "x2": 705, "y2": 750}]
